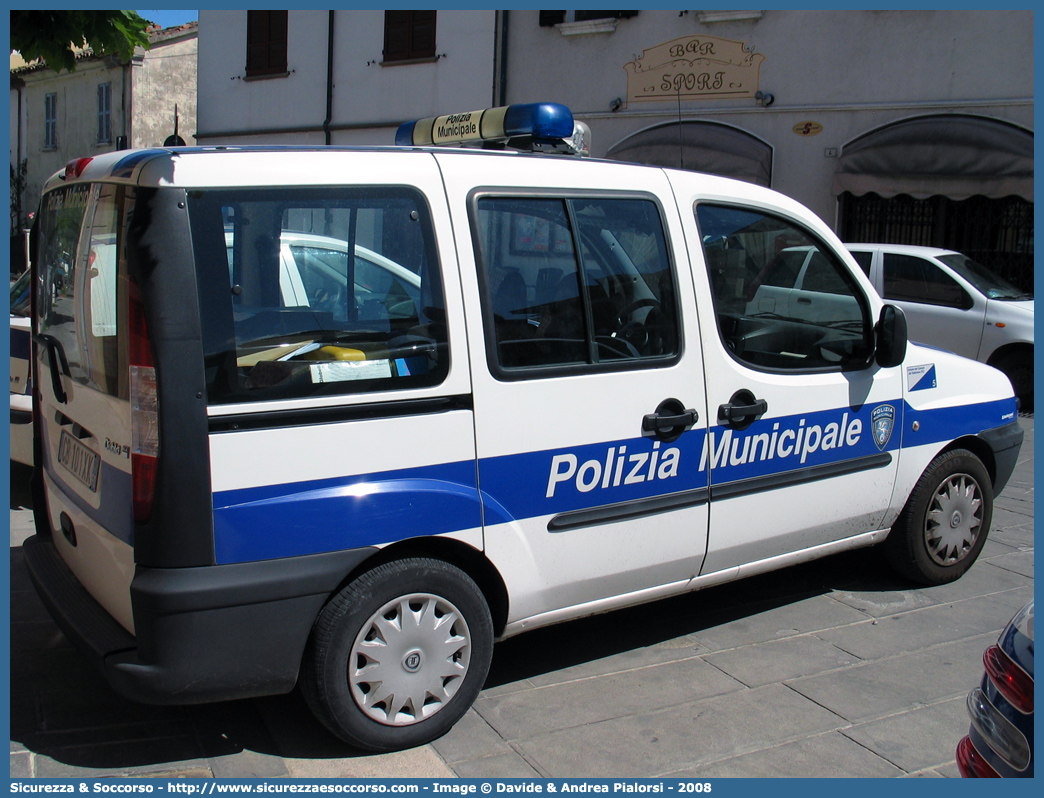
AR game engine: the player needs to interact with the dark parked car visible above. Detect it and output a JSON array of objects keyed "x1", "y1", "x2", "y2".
[{"x1": 957, "y1": 601, "x2": 1034, "y2": 777}]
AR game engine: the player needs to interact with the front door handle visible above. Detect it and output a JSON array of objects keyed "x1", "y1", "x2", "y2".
[
  {"x1": 718, "y1": 389, "x2": 768, "y2": 430},
  {"x1": 642, "y1": 398, "x2": 698, "y2": 442},
  {"x1": 643, "y1": 409, "x2": 698, "y2": 433}
]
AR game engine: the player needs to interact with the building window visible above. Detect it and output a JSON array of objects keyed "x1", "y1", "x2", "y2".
[
  {"x1": 383, "y1": 11, "x2": 437, "y2": 63},
  {"x1": 97, "y1": 83, "x2": 112, "y2": 144},
  {"x1": 44, "y1": 93, "x2": 57, "y2": 149},
  {"x1": 246, "y1": 10, "x2": 288, "y2": 77},
  {"x1": 839, "y1": 193, "x2": 1034, "y2": 293}
]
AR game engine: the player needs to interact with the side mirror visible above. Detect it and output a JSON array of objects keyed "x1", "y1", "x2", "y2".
[{"x1": 875, "y1": 304, "x2": 908, "y2": 368}]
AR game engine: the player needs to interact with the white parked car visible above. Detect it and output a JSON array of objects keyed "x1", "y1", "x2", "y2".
[
  {"x1": 845, "y1": 244, "x2": 1033, "y2": 411},
  {"x1": 225, "y1": 230, "x2": 422, "y2": 323}
]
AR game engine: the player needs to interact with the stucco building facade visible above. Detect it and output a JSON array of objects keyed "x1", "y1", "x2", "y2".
[
  {"x1": 197, "y1": 9, "x2": 1033, "y2": 287},
  {"x1": 10, "y1": 22, "x2": 198, "y2": 232}
]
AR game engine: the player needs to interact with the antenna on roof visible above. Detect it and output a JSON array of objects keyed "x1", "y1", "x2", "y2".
[{"x1": 163, "y1": 103, "x2": 186, "y2": 147}]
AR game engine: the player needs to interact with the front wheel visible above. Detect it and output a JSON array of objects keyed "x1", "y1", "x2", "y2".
[
  {"x1": 301, "y1": 558, "x2": 494, "y2": 752},
  {"x1": 885, "y1": 449, "x2": 993, "y2": 585}
]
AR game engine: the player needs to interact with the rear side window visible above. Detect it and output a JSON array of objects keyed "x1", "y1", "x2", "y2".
[
  {"x1": 882, "y1": 253, "x2": 973, "y2": 309},
  {"x1": 848, "y1": 250, "x2": 873, "y2": 276},
  {"x1": 471, "y1": 195, "x2": 680, "y2": 376},
  {"x1": 37, "y1": 183, "x2": 130, "y2": 398},
  {"x1": 189, "y1": 187, "x2": 448, "y2": 405}
]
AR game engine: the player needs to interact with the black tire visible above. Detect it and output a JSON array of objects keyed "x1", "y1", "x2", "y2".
[
  {"x1": 885, "y1": 449, "x2": 993, "y2": 585},
  {"x1": 301, "y1": 558, "x2": 494, "y2": 752},
  {"x1": 994, "y1": 351, "x2": 1033, "y2": 414}
]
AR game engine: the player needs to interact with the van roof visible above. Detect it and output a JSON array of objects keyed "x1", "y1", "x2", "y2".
[
  {"x1": 44, "y1": 144, "x2": 608, "y2": 193},
  {"x1": 40, "y1": 143, "x2": 808, "y2": 227}
]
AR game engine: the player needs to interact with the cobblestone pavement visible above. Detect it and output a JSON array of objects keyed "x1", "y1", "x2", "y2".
[{"x1": 9, "y1": 417, "x2": 1033, "y2": 778}]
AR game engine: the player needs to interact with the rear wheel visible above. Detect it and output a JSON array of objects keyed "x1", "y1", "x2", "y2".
[
  {"x1": 301, "y1": 558, "x2": 493, "y2": 752},
  {"x1": 885, "y1": 449, "x2": 993, "y2": 585}
]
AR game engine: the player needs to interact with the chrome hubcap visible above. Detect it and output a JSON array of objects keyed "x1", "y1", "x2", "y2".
[
  {"x1": 349, "y1": 594, "x2": 471, "y2": 726},
  {"x1": 925, "y1": 472, "x2": 983, "y2": 566}
]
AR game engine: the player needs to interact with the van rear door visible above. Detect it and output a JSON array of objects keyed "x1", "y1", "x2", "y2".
[{"x1": 35, "y1": 181, "x2": 137, "y2": 632}]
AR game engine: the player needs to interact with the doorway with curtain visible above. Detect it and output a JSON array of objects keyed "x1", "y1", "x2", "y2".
[
  {"x1": 606, "y1": 120, "x2": 773, "y2": 187},
  {"x1": 834, "y1": 115, "x2": 1033, "y2": 292}
]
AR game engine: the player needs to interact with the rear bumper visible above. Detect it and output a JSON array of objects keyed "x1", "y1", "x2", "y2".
[{"x1": 22, "y1": 533, "x2": 376, "y2": 704}]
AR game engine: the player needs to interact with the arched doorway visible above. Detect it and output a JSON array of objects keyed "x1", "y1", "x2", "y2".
[
  {"x1": 606, "y1": 121, "x2": 773, "y2": 187},
  {"x1": 834, "y1": 114, "x2": 1033, "y2": 290}
]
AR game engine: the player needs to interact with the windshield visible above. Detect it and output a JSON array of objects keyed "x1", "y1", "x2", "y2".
[
  {"x1": 937, "y1": 254, "x2": 1031, "y2": 300},
  {"x1": 10, "y1": 269, "x2": 31, "y2": 317}
]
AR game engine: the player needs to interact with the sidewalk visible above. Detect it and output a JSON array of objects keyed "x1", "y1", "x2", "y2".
[{"x1": 9, "y1": 417, "x2": 1034, "y2": 778}]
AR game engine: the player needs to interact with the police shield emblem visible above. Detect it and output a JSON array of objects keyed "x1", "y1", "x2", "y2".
[{"x1": 871, "y1": 404, "x2": 895, "y2": 451}]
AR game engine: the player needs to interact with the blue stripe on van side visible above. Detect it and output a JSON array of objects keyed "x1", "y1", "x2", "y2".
[
  {"x1": 209, "y1": 397, "x2": 1017, "y2": 565},
  {"x1": 903, "y1": 398, "x2": 1018, "y2": 447},
  {"x1": 212, "y1": 459, "x2": 482, "y2": 564},
  {"x1": 477, "y1": 430, "x2": 708, "y2": 528}
]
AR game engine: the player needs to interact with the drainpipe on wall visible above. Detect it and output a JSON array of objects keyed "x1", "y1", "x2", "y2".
[
  {"x1": 494, "y1": 10, "x2": 509, "y2": 107},
  {"x1": 122, "y1": 59, "x2": 131, "y2": 149},
  {"x1": 15, "y1": 80, "x2": 22, "y2": 167},
  {"x1": 15, "y1": 80, "x2": 24, "y2": 238},
  {"x1": 324, "y1": 10, "x2": 334, "y2": 145}
]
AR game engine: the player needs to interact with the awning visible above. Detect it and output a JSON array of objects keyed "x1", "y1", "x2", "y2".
[
  {"x1": 833, "y1": 115, "x2": 1033, "y2": 202},
  {"x1": 606, "y1": 121, "x2": 772, "y2": 186}
]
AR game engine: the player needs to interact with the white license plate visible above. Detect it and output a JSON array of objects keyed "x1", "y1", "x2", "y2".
[{"x1": 58, "y1": 431, "x2": 101, "y2": 492}]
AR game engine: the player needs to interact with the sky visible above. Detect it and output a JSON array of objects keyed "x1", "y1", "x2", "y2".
[{"x1": 136, "y1": 9, "x2": 199, "y2": 29}]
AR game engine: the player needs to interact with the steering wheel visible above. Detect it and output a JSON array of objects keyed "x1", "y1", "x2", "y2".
[
  {"x1": 312, "y1": 284, "x2": 346, "y2": 316},
  {"x1": 613, "y1": 298, "x2": 662, "y2": 353}
]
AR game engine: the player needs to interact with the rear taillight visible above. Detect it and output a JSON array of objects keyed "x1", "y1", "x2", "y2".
[
  {"x1": 983, "y1": 644, "x2": 1034, "y2": 713},
  {"x1": 956, "y1": 735, "x2": 1001, "y2": 778},
  {"x1": 129, "y1": 281, "x2": 159, "y2": 523},
  {"x1": 966, "y1": 687, "x2": 1031, "y2": 772}
]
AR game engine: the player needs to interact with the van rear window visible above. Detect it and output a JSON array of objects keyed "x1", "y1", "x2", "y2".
[
  {"x1": 189, "y1": 188, "x2": 448, "y2": 405},
  {"x1": 37, "y1": 183, "x2": 128, "y2": 399}
]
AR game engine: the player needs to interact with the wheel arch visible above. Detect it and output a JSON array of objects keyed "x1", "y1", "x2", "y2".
[
  {"x1": 327, "y1": 536, "x2": 510, "y2": 638},
  {"x1": 940, "y1": 435, "x2": 997, "y2": 487},
  {"x1": 986, "y1": 341, "x2": 1033, "y2": 368}
]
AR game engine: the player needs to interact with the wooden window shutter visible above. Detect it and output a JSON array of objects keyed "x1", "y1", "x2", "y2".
[
  {"x1": 383, "y1": 10, "x2": 437, "y2": 62},
  {"x1": 246, "y1": 10, "x2": 288, "y2": 77}
]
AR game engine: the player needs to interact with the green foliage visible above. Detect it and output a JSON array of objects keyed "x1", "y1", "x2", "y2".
[{"x1": 10, "y1": 11, "x2": 151, "y2": 73}]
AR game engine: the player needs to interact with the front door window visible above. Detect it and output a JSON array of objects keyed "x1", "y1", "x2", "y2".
[{"x1": 696, "y1": 204, "x2": 873, "y2": 371}]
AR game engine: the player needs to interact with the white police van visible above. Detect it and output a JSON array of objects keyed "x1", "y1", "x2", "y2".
[{"x1": 23, "y1": 103, "x2": 1023, "y2": 753}]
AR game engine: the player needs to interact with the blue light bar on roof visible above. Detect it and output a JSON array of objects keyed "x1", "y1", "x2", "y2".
[{"x1": 395, "y1": 103, "x2": 575, "y2": 148}]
